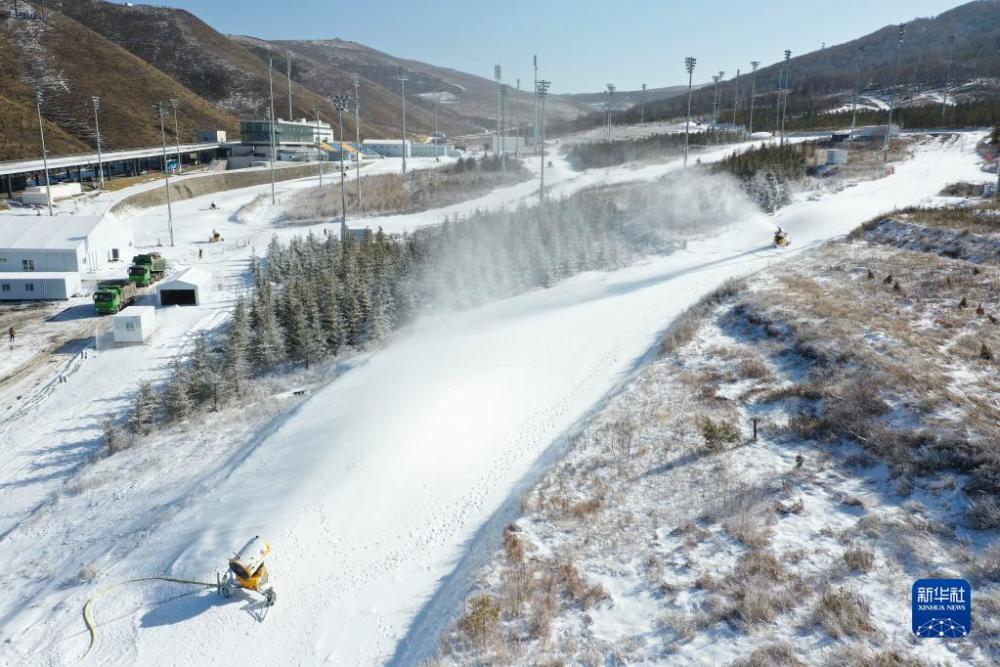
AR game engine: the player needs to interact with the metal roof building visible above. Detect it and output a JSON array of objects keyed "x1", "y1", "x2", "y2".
[{"x1": 0, "y1": 215, "x2": 134, "y2": 274}]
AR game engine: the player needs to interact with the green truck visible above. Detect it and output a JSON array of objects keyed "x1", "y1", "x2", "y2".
[
  {"x1": 93, "y1": 279, "x2": 137, "y2": 314},
  {"x1": 128, "y1": 253, "x2": 167, "y2": 287}
]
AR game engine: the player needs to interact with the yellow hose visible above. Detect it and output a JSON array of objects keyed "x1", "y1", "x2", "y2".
[{"x1": 78, "y1": 576, "x2": 216, "y2": 663}]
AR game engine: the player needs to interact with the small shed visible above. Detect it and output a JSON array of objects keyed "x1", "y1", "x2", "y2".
[
  {"x1": 827, "y1": 149, "x2": 849, "y2": 165},
  {"x1": 157, "y1": 267, "x2": 210, "y2": 306},
  {"x1": 113, "y1": 306, "x2": 156, "y2": 343}
]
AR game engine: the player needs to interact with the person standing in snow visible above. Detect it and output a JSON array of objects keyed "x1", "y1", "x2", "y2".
[{"x1": 8, "y1": 326, "x2": 14, "y2": 347}]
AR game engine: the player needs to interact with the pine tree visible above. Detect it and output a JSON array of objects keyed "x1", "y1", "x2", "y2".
[
  {"x1": 103, "y1": 419, "x2": 131, "y2": 455},
  {"x1": 164, "y1": 361, "x2": 193, "y2": 422},
  {"x1": 130, "y1": 382, "x2": 158, "y2": 435},
  {"x1": 223, "y1": 298, "x2": 251, "y2": 400},
  {"x1": 249, "y1": 291, "x2": 285, "y2": 373}
]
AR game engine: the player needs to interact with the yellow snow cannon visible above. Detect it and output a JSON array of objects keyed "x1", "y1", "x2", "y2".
[
  {"x1": 218, "y1": 535, "x2": 276, "y2": 606},
  {"x1": 773, "y1": 227, "x2": 791, "y2": 247}
]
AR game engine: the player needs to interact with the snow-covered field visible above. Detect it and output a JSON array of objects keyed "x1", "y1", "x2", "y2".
[{"x1": 0, "y1": 131, "x2": 987, "y2": 666}]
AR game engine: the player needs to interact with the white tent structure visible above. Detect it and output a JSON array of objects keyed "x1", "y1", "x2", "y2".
[
  {"x1": 113, "y1": 306, "x2": 156, "y2": 344},
  {"x1": 157, "y1": 267, "x2": 210, "y2": 306}
]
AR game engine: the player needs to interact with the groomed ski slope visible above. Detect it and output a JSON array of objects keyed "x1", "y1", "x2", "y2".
[{"x1": 3, "y1": 133, "x2": 986, "y2": 666}]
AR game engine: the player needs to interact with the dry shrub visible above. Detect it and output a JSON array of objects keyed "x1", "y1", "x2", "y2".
[
  {"x1": 701, "y1": 417, "x2": 742, "y2": 452},
  {"x1": 823, "y1": 644, "x2": 925, "y2": 667},
  {"x1": 969, "y1": 496, "x2": 1000, "y2": 530},
  {"x1": 737, "y1": 353, "x2": 771, "y2": 380},
  {"x1": 842, "y1": 545, "x2": 876, "y2": 572},
  {"x1": 504, "y1": 524, "x2": 525, "y2": 564},
  {"x1": 774, "y1": 498, "x2": 805, "y2": 515},
  {"x1": 813, "y1": 587, "x2": 876, "y2": 639},
  {"x1": 558, "y1": 561, "x2": 609, "y2": 610},
  {"x1": 458, "y1": 594, "x2": 502, "y2": 646},
  {"x1": 732, "y1": 641, "x2": 805, "y2": 667}
]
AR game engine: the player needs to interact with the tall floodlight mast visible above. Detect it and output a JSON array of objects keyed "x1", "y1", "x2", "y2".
[
  {"x1": 748, "y1": 61, "x2": 760, "y2": 136},
  {"x1": 884, "y1": 24, "x2": 906, "y2": 161},
  {"x1": 641, "y1": 83, "x2": 647, "y2": 123},
  {"x1": 731, "y1": 69, "x2": 741, "y2": 130},
  {"x1": 333, "y1": 95, "x2": 351, "y2": 226},
  {"x1": 35, "y1": 92, "x2": 53, "y2": 216},
  {"x1": 779, "y1": 50, "x2": 791, "y2": 146},
  {"x1": 849, "y1": 46, "x2": 867, "y2": 140},
  {"x1": 494, "y1": 65, "x2": 503, "y2": 165},
  {"x1": 942, "y1": 34, "x2": 957, "y2": 117},
  {"x1": 352, "y1": 73, "x2": 362, "y2": 210},
  {"x1": 712, "y1": 73, "x2": 723, "y2": 124},
  {"x1": 91, "y1": 96, "x2": 105, "y2": 189},
  {"x1": 683, "y1": 57, "x2": 697, "y2": 167},
  {"x1": 155, "y1": 102, "x2": 174, "y2": 246},
  {"x1": 286, "y1": 54, "x2": 293, "y2": 119},
  {"x1": 606, "y1": 83, "x2": 616, "y2": 141},
  {"x1": 169, "y1": 98, "x2": 182, "y2": 174},
  {"x1": 315, "y1": 108, "x2": 324, "y2": 187},
  {"x1": 397, "y1": 66, "x2": 409, "y2": 174},
  {"x1": 533, "y1": 55, "x2": 539, "y2": 145},
  {"x1": 268, "y1": 56, "x2": 278, "y2": 204},
  {"x1": 536, "y1": 80, "x2": 550, "y2": 205}
]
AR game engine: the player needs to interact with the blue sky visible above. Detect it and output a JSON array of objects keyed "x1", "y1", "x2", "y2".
[{"x1": 166, "y1": 0, "x2": 966, "y2": 93}]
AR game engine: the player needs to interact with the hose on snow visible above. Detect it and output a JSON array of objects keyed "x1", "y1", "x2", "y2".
[{"x1": 78, "y1": 576, "x2": 216, "y2": 663}]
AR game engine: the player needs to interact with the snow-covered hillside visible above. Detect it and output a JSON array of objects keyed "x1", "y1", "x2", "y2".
[{"x1": 0, "y1": 131, "x2": 988, "y2": 666}]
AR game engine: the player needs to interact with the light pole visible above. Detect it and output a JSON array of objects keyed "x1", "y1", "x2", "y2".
[
  {"x1": 35, "y1": 92, "x2": 53, "y2": 216},
  {"x1": 641, "y1": 83, "x2": 647, "y2": 124},
  {"x1": 91, "y1": 96, "x2": 105, "y2": 189},
  {"x1": 606, "y1": 83, "x2": 616, "y2": 141},
  {"x1": 780, "y1": 50, "x2": 791, "y2": 146},
  {"x1": 315, "y1": 108, "x2": 324, "y2": 187},
  {"x1": 684, "y1": 56, "x2": 696, "y2": 167},
  {"x1": 849, "y1": 46, "x2": 866, "y2": 140},
  {"x1": 748, "y1": 61, "x2": 760, "y2": 136},
  {"x1": 942, "y1": 33, "x2": 957, "y2": 117},
  {"x1": 533, "y1": 55, "x2": 539, "y2": 145},
  {"x1": 516, "y1": 78, "x2": 521, "y2": 158},
  {"x1": 536, "y1": 80, "x2": 550, "y2": 205},
  {"x1": 156, "y1": 102, "x2": 174, "y2": 246},
  {"x1": 397, "y1": 66, "x2": 408, "y2": 174},
  {"x1": 711, "y1": 74, "x2": 722, "y2": 124},
  {"x1": 501, "y1": 83, "x2": 509, "y2": 168},
  {"x1": 268, "y1": 56, "x2": 277, "y2": 205},
  {"x1": 884, "y1": 24, "x2": 905, "y2": 161},
  {"x1": 352, "y1": 73, "x2": 362, "y2": 210},
  {"x1": 169, "y1": 98, "x2": 182, "y2": 174},
  {"x1": 731, "y1": 69, "x2": 741, "y2": 131},
  {"x1": 286, "y1": 54, "x2": 293, "y2": 119},
  {"x1": 494, "y1": 64, "x2": 502, "y2": 162},
  {"x1": 333, "y1": 95, "x2": 350, "y2": 225}
]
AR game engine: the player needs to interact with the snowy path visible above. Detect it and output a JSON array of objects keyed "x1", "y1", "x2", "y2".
[{"x1": 0, "y1": 132, "x2": 986, "y2": 666}]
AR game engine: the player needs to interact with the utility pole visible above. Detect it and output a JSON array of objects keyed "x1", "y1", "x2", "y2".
[
  {"x1": 35, "y1": 92, "x2": 53, "y2": 216},
  {"x1": 748, "y1": 61, "x2": 760, "y2": 136},
  {"x1": 780, "y1": 50, "x2": 791, "y2": 146},
  {"x1": 315, "y1": 108, "x2": 323, "y2": 187},
  {"x1": 268, "y1": 56, "x2": 277, "y2": 205},
  {"x1": 156, "y1": 102, "x2": 174, "y2": 246},
  {"x1": 516, "y1": 78, "x2": 521, "y2": 158},
  {"x1": 536, "y1": 80, "x2": 550, "y2": 205},
  {"x1": 684, "y1": 57, "x2": 696, "y2": 167},
  {"x1": 942, "y1": 33, "x2": 957, "y2": 118},
  {"x1": 884, "y1": 24, "x2": 906, "y2": 161},
  {"x1": 352, "y1": 73, "x2": 362, "y2": 211},
  {"x1": 333, "y1": 95, "x2": 350, "y2": 225},
  {"x1": 606, "y1": 83, "x2": 616, "y2": 141},
  {"x1": 501, "y1": 83, "x2": 509, "y2": 168},
  {"x1": 286, "y1": 54, "x2": 293, "y2": 120},
  {"x1": 169, "y1": 98, "x2": 182, "y2": 174},
  {"x1": 640, "y1": 83, "x2": 647, "y2": 124},
  {"x1": 398, "y1": 66, "x2": 408, "y2": 174},
  {"x1": 91, "y1": 96, "x2": 105, "y2": 189},
  {"x1": 731, "y1": 69, "x2": 741, "y2": 131},
  {"x1": 849, "y1": 46, "x2": 866, "y2": 140},
  {"x1": 711, "y1": 73, "x2": 722, "y2": 124}
]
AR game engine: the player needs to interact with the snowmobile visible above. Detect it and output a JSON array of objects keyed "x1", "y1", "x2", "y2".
[
  {"x1": 218, "y1": 535, "x2": 277, "y2": 607},
  {"x1": 773, "y1": 227, "x2": 791, "y2": 248},
  {"x1": 209, "y1": 230, "x2": 224, "y2": 243}
]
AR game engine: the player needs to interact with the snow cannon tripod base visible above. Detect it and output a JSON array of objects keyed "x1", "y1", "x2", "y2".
[{"x1": 217, "y1": 535, "x2": 277, "y2": 612}]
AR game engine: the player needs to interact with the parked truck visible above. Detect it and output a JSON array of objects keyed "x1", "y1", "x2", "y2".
[
  {"x1": 128, "y1": 253, "x2": 167, "y2": 287},
  {"x1": 93, "y1": 279, "x2": 137, "y2": 314}
]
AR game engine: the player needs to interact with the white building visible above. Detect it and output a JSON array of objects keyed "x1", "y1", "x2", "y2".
[
  {"x1": 490, "y1": 136, "x2": 525, "y2": 156},
  {"x1": 21, "y1": 183, "x2": 82, "y2": 206},
  {"x1": 0, "y1": 215, "x2": 133, "y2": 274},
  {"x1": 113, "y1": 306, "x2": 156, "y2": 343},
  {"x1": 362, "y1": 139, "x2": 411, "y2": 158},
  {"x1": 0, "y1": 272, "x2": 81, "y2": 301},
  {"x1": 158, "y1": 267, "x2": 210, "y2": 306}
]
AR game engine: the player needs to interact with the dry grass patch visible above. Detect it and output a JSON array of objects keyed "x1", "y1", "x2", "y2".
[
  {"x1": 813, "y1": 587, "x2": 876, "y2": 639},
  {"x1": 731, "y1": 641, "x2": 806, "y2": 667},
  {"x1": 842, "y1": 544, "x2": 876, "y2": 572}
]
